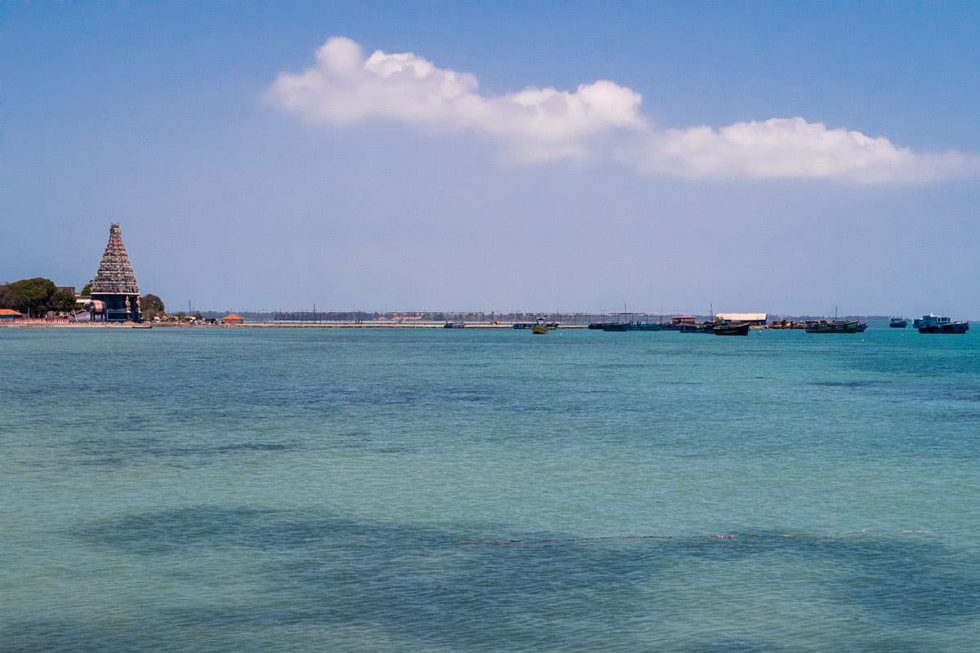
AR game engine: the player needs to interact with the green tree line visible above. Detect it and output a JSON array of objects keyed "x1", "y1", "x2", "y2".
[
  {"x1": 0, "y1": 277, "x2": 165, "y2": 318},
  {"x1": 0, "y1": 278, "x2": 75, "y2": 316}
]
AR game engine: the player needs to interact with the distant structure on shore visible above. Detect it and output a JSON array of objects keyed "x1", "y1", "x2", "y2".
[
  {"x1": 715, "y1": 313, "x2": 767, "y2": 326},
  {"x1": 90, "y1": 224, "x2": 142, "y2": 322}
]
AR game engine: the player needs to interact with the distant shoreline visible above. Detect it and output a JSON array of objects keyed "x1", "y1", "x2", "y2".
[{"x1": 0, "y1": 322, "x2": 587, "y2": 329}]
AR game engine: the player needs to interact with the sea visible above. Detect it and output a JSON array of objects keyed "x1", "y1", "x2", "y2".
[{"x1": 2, "y1": 326, "x2": 979, "y2": 651}]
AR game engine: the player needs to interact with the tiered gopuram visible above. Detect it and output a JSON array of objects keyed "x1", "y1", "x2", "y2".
[{"x1": 91, "y1": 224, "x2": 142, "y2": 322}]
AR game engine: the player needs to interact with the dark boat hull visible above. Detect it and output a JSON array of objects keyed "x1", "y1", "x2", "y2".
[
  {"x1": 712, "y1": 322, "x2": 751, "y2": 336},
  {"x1": 599, "y1": 322, "x2": 668, "y2": 332},
  {"x1": 805, "y1": 321, "x2": 867, "y2": 334},
  {"x1": 679, "y1": 324, "x2": 712, "y2": 334},
  {"x1": 600, "y1": 323, "x2": 629, "y2": 332},
  {"x1": 918, "y1": 322, "x2": 969, "y2": 334}
]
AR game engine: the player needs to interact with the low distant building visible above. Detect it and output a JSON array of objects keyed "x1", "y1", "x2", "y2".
[
  {"x1": 715, "y1": 312, "x2": 767, "y2": 325},
  {"x1": 0, "y1": 308, "x2": 24, "y2": 321},
  {"x1": 222, "y1": 313, "x2": 245, "y2": 325},
  {"x1": 671, "y1": 315, "x2": 698, "y2": 326}
]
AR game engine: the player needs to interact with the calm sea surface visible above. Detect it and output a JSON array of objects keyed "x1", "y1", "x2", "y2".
[{"x1": 2, "y1": 327, "x2": 979, "y2": 651}]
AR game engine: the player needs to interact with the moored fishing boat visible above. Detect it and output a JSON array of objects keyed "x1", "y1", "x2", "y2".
[
  {"x1": 600, "y1": 321, "x2": 668, "y2": 332},
  {"x1": 632, "y1": 322, "x2": 669, "y2": 331},
  {"x1": 712, "y1": 321, "x2": 751, "y2": 336},
  {"x1": 804, "y1": 320, "x2": 867, "y2": 334},
  {"x1": 678, "y1": 322, "x2": 713, "y2": 334},
  {"x1": 915, "y1": 314, "x2": 969, "y2": 334},
  {"x1": 889, "y1": 317, "x2": 908, "y2": 328},
  {"x1": 599, "y1": 322, "x2": 629, "y2": 332}
]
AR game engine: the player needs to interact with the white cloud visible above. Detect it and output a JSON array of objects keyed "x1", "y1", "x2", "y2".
[
  {"x1": 267, "y1": 36, "x2": 644, "y2": 162},
  {"x1": 631, "y1": 117, "x2": 980, "y2": 183},
  {"x1": 268, "y1": 37, "x2": 980, "y2": 182}
]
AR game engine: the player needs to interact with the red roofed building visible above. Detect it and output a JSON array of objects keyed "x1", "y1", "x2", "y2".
[{"x1": 222, "y1": 314, "x2": 245, "y2": 325}]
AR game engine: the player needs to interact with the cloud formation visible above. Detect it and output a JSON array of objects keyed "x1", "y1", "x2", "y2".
[
  {"x1": 268, "y1": 36, "x2": 643, "y2": 162},
  {"x1": 268, "y1": 37, "x2": 980, "y2": 183},
  {"x1": 633, "y1": 117, "x2": 980, "y2": 183}
]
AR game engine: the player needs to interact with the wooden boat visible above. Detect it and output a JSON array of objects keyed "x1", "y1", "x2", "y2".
[
  {"x1": 599, "y1": 321, "x2": 669, "y2": 332},
  {"x1": 678, "y1": 322, "x2": 713, "y2": 334},
  {"x1": 915, "y1": 314, "x2": 969, "y2": 334},
  {"x1": 712, "y1": 321, "x2": 751, "y2": 336},
  {"x1": 595, "y1": 311, "x2": 662, "y2": 332},
  {"x1": 919, "y1": 322, "x2": 969, "y2": 334},
  {"x1": 889, "y1": 317, "x2": 908, "y2": 328},
  {"x1": 631, "y1": 322, "x2": 669, "y2": 331},
  {"x1": 600, "y1": 323, "x2": 629, "y2": 332},
  {"x1": 531, "y1": 324, "x2": 549, "y2": 334},
  {"x1": 805, "y1": 320, "x2": 867, "y2": 334}
]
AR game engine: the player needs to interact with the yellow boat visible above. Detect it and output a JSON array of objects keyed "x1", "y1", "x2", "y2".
[{"x1": 531, "y1": 324, "x2": 548, "y2": 334}]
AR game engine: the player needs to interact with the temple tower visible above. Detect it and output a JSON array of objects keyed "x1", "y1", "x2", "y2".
[{"x1": 91, "y1": 224, "x2": 142, "y2": 322}]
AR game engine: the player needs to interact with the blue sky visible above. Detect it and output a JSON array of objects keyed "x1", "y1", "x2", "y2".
[{"x1": 2, "y1": 2, "x2": 979, "y2": 315}]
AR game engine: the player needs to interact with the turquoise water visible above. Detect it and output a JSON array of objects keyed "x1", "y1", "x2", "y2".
[{"x1": 2, "y1": 327, "x2": 979, "y2": 651}]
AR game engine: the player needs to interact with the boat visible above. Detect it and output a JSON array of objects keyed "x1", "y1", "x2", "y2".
[
  {"x1": 631, "y1": 322, "x2": 669, "y2": 331},
  {"x1": 131, "y1": 324, "x2": 153, "y2": 329},
  {"x1": 443, "y1": 321, "x2": 465, "y2": 329},
  {"x1": 804, "y1": 320, "x2": 868, "y2": 334},
  {"x1": 767, "y1": 320, "x2": 806, "y2": 329},
  {"x1": 712, "y1": 321, "x2": 751, "y2": 336},
  {"x1": 915, "y1": 314, "x2": 969, "y2": 334},
  {"x1": 599, "y1": 322, "x2": 629, "y2": 332},
  {"x1": 889, "y1": 317, "x2": 908, "y2": 328},
  {"x1": 806, "y1": 305, "x2": 867, "y2": 334},
  {"x1": 678, "y1": 322, "x2": 713, "y2": 334},
  {"x1": 598, "y1": 321, "x2": 669, "y2": 332},
  {"x1": 531, "y1": 317, "x2": 549, "y2": 334}
]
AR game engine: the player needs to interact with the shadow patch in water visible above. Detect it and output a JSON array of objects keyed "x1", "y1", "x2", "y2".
[
  {"x1": 809, "y1": 380, "x2": 878, "y2": 389},
  {"x1": 38, "y1": 509, "x2": 978, "y2": 652}
]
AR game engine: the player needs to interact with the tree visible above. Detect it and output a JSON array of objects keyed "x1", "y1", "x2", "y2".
[
  {"x1": 141, "y1": 294, "x2": 165, "y2": 319},
  {"x1": 50, "y1": 288, "x2": 77, "y2": 313},
  {"x1": 3, "y1": 278, "x2": 57, "y2": 316},
  {"x1": 80, "y1": 281, "x2": 93, "y2": 297}
]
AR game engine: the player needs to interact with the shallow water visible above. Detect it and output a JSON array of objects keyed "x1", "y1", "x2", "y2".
[{"x1": 2, "y1": 327, "x2": 979, "y2": 651}]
